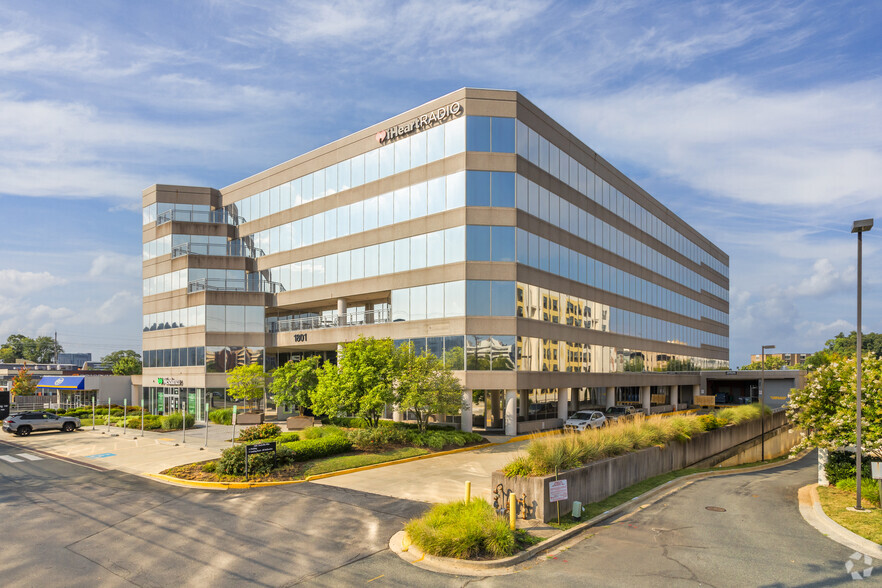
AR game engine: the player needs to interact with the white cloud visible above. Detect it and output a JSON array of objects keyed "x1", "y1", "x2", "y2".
[
  {"x1": 0, "y1": 269, "x2": 67, "y2": 296},
  {"x1": 786, "y1": 258, "x2": 854, "y2": 298},
  {"x1": 89, "y1": 291, "x2": 141, "y2": 325},
  {"x1": 544, "y1": 78, "x2": 882, "y2": 208},
  {"x1": 88, "y1": 253, "x2": 142, "y2": 279}
]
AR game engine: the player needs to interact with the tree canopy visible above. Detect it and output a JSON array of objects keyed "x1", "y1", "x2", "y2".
[
  {"x1": 396, "y1": 343, "x2": 462, "y2": 432},
  {"x1": 738, "y1": 355, "x2": 789, "y2": 371},
  {"x1": 226, "y1": 363, "x2": 268, "y2": 411},
  {"x1": 311, "y1": 336, "x2": 397, "y2": 427},
  {"x1": 0, "y1": 334, "x2": 61, "y2": 364},
  {"x1": 10, "y1": 365, "x2": 36, "y2": 397},
  {"x1": 787, "y1": 353, "x2": 881, "y2": 453},
  {"x1": 823, "y1": 331, "x2": 882, "y2": 357},
  {"x1": 101, "y1": 350, "x2": 142, "y2": 374},
  {"x1": 270, "y1": 356, "x2": 320, "y2": 415}
]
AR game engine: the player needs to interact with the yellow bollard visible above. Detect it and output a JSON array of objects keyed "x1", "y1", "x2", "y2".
[
  {"x1": 509, "y1": 492, "x2": 516, "y2": 531},
  {"x1": 465, "y1": 481, "x2": 471, "y2": 503}
]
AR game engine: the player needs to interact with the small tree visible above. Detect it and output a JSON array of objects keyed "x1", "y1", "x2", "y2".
[
  {"x1": 226, "y1": 363, "x2": 268, "y2": 412},
  {"x1": 10, "y1": 365, "x2": 36, "y2": 398},
  {"x1": 101, "y1": 350, "x2": 142, "y2": 374},
  {"x1": 270, "y1": 356, "x2": 320, "y2": 415},
  {"x1": 396, "y1": 345, "x2": 462, "y2": 432},
  {"x1": 787, "y1": 353, "x2": 882, "y2": 453},
  {"x1": 311, "y1": 336, "x2": 396, "y2": 427},
  {"x1": 738, "y1": 356, "x2": 788, "y2": 371},
  {"x1": 113, "y1": 355, "x2": 142, "y2": 375}
]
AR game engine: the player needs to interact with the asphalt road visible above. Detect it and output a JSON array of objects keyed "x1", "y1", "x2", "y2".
[
  {"x1": 0, "y1": 438, "x2": 427, "y2": 587},
  {"x1": 315, "y1": 451, "x2": 869, "y2": 587},
  {"x1": 0, "y1": 440, "x2": 869, "y2": 587}
]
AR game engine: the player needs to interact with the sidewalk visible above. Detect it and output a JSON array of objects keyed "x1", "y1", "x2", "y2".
[
  {"x1": 0, "y1": 422, "x2": 241, "y2": 475},
  {"x1": 313, "y1": 437, "x2": 530, "y2": 503}
]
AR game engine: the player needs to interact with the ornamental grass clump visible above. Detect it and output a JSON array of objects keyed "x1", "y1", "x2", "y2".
[
  {"x1": 404, "y1": 499, "x2": 516, "y2": 559},
  {"x1": 504, "y1": 408, "x2": 762, "y2": 477}
]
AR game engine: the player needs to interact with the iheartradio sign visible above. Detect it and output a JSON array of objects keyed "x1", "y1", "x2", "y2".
[{"x1": 376, "y1": 102, "x2": 462, "y2": 143}]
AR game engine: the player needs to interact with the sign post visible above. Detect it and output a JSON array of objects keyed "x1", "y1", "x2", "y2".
[
  {"x1": 231, "y1": 405, "x2": 237, "y2": 445},
  {"x1": 245, "y1": 442, "x2": 277, "y2": 482},
  {"x1": 182, "y1": 394, "x2": 186, "y2": 444},
  {"x1": 123, "y1": 399, "x2": 127, "y2": 435},
  {"x1": 549, "y1": 476, "x2": 568, "y2": 526},
  {"x1": 141, "y1": 392, "x2": 145, "y2": 437},
  {"x1": 107, "y1": 398, "x2": 111, "y2": 434},
  {"x1": 91, "y1": 397, "x2": 95, "y2": 431},
  {"x1": 872, "y1": 462, "x2": 882, "y2": 508},
  {"x1": 204, "y1": 402, "x2": 209, "y2": 447}
]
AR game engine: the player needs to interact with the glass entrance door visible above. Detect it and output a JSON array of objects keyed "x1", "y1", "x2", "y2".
[{"x1": 164, "y1": 389, "x2": 180, "y2": 414}]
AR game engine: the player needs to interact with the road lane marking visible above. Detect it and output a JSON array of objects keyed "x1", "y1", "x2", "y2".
[
  {"x1": 17, "y1": 453, "x2": 42, "y2": 461},
  {"x1": 0, "y1": 455, "x2": 23, "y2": 463}
]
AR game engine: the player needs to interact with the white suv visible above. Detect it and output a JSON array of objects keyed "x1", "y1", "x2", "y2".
[
  {"x1": 2, "y1": 412, "x2": 81, "y2": 436},
  {"x1": 564, "y1": 410, "x2": 607, "y2": 432}
]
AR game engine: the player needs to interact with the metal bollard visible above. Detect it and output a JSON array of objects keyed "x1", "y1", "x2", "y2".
[
  {"x1": 465, "y1": 481, "x2": 471, "y2": 503},
  {"x1": 509, "y1": 492, "x2": 516, "y2": 531}
]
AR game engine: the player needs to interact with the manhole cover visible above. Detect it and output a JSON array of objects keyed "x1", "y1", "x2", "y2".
[{"x1": 705, "y1": 506, "x2": 726, "y2": 512}]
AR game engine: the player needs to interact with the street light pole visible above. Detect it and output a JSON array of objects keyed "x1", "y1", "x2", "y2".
[
  {"x1": 851, "y1": 218, "x2": 873, "y2": 510},
  {"x1": 761, "y1": 344, "x2": 775, "y2": 462}
]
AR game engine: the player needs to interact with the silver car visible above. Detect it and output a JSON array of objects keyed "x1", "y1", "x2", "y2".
[{"x1": 2, "y1": 411, "x2": 81, "y2": 436}]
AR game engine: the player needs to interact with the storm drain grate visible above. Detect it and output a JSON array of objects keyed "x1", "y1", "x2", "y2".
[{"x1": 705, "y1": 506, "x2": 727, "y2": 512}]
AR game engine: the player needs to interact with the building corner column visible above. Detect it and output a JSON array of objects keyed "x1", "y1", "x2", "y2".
[
  {"x1": 504, "y1": 390, "x2": 517, "y2": 436},
  {"x1": 604, "y1": 386, "x2": 615, "y2": 409},
  {"x1": 640, "y1": 385, "x2": 651, "y2": 413},
  {"x1": 460, "y1": 389, "x2": 472, "y2": 432},
  {"x1": 558, "y1": 388, "x2": 569, "y2": 421},
  {"x1": 670, "y1": 385, "x2": 679, "y2": 410}
]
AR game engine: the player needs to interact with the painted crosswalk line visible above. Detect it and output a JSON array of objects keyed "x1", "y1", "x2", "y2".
[
  {"x1": 0, "y1": 455, "x2": 24, "y2": 463},
  {"x1": 17, "y1": 453, "x2": 43, "y2": 461}
]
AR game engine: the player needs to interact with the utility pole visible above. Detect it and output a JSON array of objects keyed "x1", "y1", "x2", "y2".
[{"x1": 54, "y1": 331, "x2": 58, "y2": 364}]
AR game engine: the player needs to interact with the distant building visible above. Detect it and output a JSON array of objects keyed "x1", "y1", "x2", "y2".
[
  {"x1": 57, "y1": 353, "x2": 92, "y2": 368},
  {"x1": 749, "y1": 352, "x2": 808, "y2": 367}
]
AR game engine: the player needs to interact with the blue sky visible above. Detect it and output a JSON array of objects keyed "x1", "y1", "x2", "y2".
[{"x1": 0, "y1": 0, "x2": 880, "y2": 365}]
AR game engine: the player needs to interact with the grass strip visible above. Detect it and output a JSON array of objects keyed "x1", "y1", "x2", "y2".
[
  {"x1": 304, "y1": 447, "x2": 428, "y2": 476},
  {"x1": 817, "y1": 485, "x2": 882, "y2": 544}
]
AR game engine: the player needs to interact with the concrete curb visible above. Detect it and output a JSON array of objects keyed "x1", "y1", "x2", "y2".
[
  {"x1": 387, "y1": 449, "x2": 816, "y2": 576},
  {"x1": 798, "y1": 483, "x2": 882, "y2": 559}
]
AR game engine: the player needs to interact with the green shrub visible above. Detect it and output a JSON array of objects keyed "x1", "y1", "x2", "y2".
[
  {"x1": 122, "y1": 415, "x2": 162, "y2": 430},
  {"x1": 405, "y1": 499, "x2": 517, "y2": 559},
  {"x1": 346, "y1": 427, "x2": 409, "y2": 450},
  {"x1": 301, "y1": 425, "x2": 345, "y2": 440},
  {"x1": 825, "y1": 450, "x2": 873, "y2": 485},
  {"x1": 237, "y1": 423, "x2": 282, "y2": 442},
  {"x1": 208, "y1": 408, "x2": 233, "y2": 425},
  {"x1": 202, "y1": 461, "x2": 217, "y2": 473},
  {"x1": 217, "y1": 444, "x2": 293, "y2": 476},
  {"x1": 160, "y1": 412, "x2": 196, "y2": 430},
  {"x1": 502, "y1": 456, "x2": 532, "y2": 477},
  {"x1": 835, "y1": 478, "x2": 881, "y2": 508},
  {"x1": 697, "y1": 414, "x2": 727, "y2": 430},
  {"x1": 276, "y1": 432, "x2": 300, "y2": 443},
  {"x1": 279, "y1": 436, "x2": 352, "y2": 462}
]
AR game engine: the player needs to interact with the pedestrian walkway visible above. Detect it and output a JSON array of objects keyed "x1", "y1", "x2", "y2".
[
  {"x1": 0, "y1": 422, "x2": 241, "y2": 475},
  {"x1": 314, "y1": 438, "x2": 530, "y2": 503}
]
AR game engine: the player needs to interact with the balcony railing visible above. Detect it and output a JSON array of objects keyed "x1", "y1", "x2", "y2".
[
  {"x1": 156, "y1": 209, "x2": 244, "y2": 226},
  {"x1": 188, "y1": 278, "x2": 281, "y2": 294},
  {"x1": 172, "y1": 242, "x2": 265, "y2": 259},
  {"x1": 271, "y1": 308, "x2": 391, "y2": 333}
]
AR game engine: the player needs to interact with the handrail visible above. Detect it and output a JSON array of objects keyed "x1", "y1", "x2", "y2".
[
  {"x1": 156, "y1": 209, "x2": 244, "y2": 226},
  {"x1": 271, "y1": 308, "x2": 391, "y2": 333}
]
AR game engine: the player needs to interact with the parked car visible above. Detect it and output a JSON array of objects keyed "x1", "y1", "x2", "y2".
[
  {"x1": 2, "y1": 411, "x2": 81, "y2": 436},
  {"x1": 603, "y1": 405, "x2": 642, "y2": 423},
  {"x1": 564, "y1": 410, "x2": 607, "y2": 432}
]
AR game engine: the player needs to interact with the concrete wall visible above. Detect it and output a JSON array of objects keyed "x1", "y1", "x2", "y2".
[{"x1": 491, "y1": 411, "x2": 791, "y2": 523}]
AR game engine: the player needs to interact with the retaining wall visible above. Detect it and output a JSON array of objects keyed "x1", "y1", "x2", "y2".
[{"x1": 491, "y1": 411, "x2": 793, "y2": 523}]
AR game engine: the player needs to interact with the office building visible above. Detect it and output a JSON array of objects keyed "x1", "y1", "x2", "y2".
[{"x1": 136, "y1": 88, "x2": 729, "y2": 434}]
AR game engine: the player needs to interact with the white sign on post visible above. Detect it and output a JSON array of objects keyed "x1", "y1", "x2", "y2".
[
  {"x1": 549, "y1": 479, "x2": 568, "y2": 502},
  {"x1": 871, "y1": 462, "x2": 882, "y2": 480}
]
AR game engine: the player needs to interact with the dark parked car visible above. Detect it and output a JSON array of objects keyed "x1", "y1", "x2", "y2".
[
  {"x1": 603, "y1": 405, "x2": 642, "y2": 423},
  {"x1": 2, "y1": 411, "x2": 81, "y2": 436}
]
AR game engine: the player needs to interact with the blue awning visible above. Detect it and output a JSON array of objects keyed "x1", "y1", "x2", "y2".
[{"x1": 37, "y1": 376, "x2": 85, "y2": 390}]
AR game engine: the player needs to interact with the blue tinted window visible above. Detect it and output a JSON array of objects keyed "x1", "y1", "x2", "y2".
[
  {"x1": 491, "y1": 172, "x2": 515, "y2": 207},
  {"x1": 491, "y1": 117, "x2": 515, "y2": 153},
  {"x1": 491, "y1": 281, "x2": 516, "y2": 316},
  {"x1": 466, "y1": 171, "x2": 492, "y2": 206},
  {"x1": 444, "y1": 335, "x2": 465, "y2": 370},
  {"x1": 491, "y1": 226, "x2": 515, "y2": 262},
  {"x1": 466, "y1": 225, "x2": 492, "y2": 261},
  {"x1": 466, "y1": 280, "x2": 492, "y2": 316},
  {"x1": 466, "y1": 116, "x2": 492, "y2": 152}
]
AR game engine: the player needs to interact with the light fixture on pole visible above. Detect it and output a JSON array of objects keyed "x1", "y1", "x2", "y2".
[
  {"x1": 851, "y1": 218, "x2": 873, "y2": 510},
  {"x1": 761, "y1": 344, "x2": 775, "y2": 462}
]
